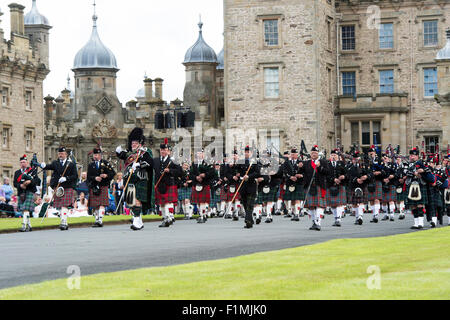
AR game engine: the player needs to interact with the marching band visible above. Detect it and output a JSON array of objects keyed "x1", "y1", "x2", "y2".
[{"x1": 14, "y1": 127, "x2": 450, "y2": 233}]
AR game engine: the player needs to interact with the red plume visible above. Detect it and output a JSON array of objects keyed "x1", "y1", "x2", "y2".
[{"x1": 164, "y1": 138, "x2": 168, "y2": 145}]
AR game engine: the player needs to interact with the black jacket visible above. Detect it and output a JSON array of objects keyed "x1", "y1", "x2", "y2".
[
  {"x1": 87, "y1": 159, "x2": 116, "y2": 188},
  {"x1": 44, "y1": 160, "x2": 78, "y2": 190},
  {"x1": 190, "y1": 161, "x2": 215, "y2": 187},
  {"x1": 237, "y1": 159, "x2": 261, "y2": 195},
  {"x1": 302, "y1": 159, "x2": 329, "y2": 190},
  {"x1": 14, "y1": 168, "x2": 38, "y2": 195},
  {"x1": 154, "y1": 157, "x2": 181, "y2": 190},
  {"x1": 326, "y1": 160, "x2": 347, "y2": 187},
  {"x1": 283, "y1": 158, "x2": 305, "y2": 187}
]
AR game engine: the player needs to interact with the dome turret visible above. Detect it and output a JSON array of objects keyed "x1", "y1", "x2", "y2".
[
  {"x1": 184, "y1": 21, "x2": 218, "y2": 64},
  {"x1": 24, "y1": 0, "x2": 50, "y2": 26}
]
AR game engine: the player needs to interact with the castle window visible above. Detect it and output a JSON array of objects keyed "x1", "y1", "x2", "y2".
[
  {"x1": 379, "y1": 70, "x2": 394, "y2": 94},
  {"x1": 25, "y1": 91, "x2": 32, "y2": 110},
  {"x1": 424, "y1": 67, "x2": 438, "y2": 97},
  {"x1": 379, "y1": 23, "x2": 393, "y2": 49},
  {"x1": 2, "y1": 127, "x2": 10, "y2": 149},
  {"x1": 264, "y1": 67, "x2": 279, "y2": 99},
  {"x1": 425, "y1": 136, "x2": 439, "y2": 154},
  {"x1": 423, "y1": 20, "x2": 438, "y2": 47},
  {"x1": 342, "y1": 72, "x2": 356, "y2": 96},
  {"x1": 264, "y1": 19, "x2": 279, "y2": 46},
  {"x1": 351, "y1": 121, "x2": 382, "y2": 152},
  {"x1": 341, "y1": 25, "x2": 355, "y2": 51},
  {"x1": 87, "y1": 78, "x2": 93, "y2": 90},
  {"x1": 25, "y1": 130, "x2": 33, "y2": 151},
  {"x1": 2, "y1": 87, "x2": 9, "y2": 107}
]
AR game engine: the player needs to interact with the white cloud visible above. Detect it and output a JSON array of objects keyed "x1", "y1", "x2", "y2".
[{"x1": 0, "y1": 0, "x2": 224, "y2": 104}]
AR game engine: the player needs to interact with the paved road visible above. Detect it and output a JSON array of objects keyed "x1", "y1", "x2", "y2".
[{"x1": 0, "y1": 214, "x2": 432, "y2": 289}]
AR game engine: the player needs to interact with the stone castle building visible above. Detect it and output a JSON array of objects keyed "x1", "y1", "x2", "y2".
[
  {"x1": 0, "y1": 1, "x2": 50, "y2": 180},
  {"x1": 224, "y1": 0, "x2": 450, "y2": 155}
]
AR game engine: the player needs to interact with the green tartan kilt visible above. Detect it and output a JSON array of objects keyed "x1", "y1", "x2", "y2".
[
  {"x1": 283, "y1": 185, "x2": 305, "y2": 201},
  {"x1": 256, "y1": 186, "x2": 278, "y2": 204},
  {"x1": 427, "y1": 188, "x2": 443, "y2": 210},
  {"x1": 134, "y1": 180, "x2": 148, "y2": 203},
  {"x1": 210, "y1": 188, "x2": 221, "y2": 207},
  {"x1": 405, "y1": 184, "x2": 428, "y2": 207},
  {"x1": 396, "y1": 187, "x2": 407, "y2": 202},
  {"x1": 178, "y1": 187, "x2": 192, "y2": 201},
  {"x1": 19, "y1": 192, "x2": 35, "y2": 213}
]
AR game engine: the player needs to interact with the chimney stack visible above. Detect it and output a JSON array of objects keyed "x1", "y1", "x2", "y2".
[
  {"x1": 8, "y1": 3, "x2": 25, "y2": 36},
  {"x1": 154, "y1": 78, "x2": 164, "y2": 100},
  {"x1": 144, "y1": 78, "x2": 154, "y2": 102}
]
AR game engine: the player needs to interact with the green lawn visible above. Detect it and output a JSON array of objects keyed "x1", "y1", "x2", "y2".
[
  {"x1": 1, "y1": 227, "x2": 449, "y2": 300},
  {"x1": 0, "y1": 214, "x2": 189, "y2": 233}
]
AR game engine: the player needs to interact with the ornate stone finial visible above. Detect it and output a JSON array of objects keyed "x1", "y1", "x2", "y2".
[
  {"x1": 92, "y1": 0, "x2": 98, "y2": 27},
  {"x1": 198, "y1": 14, "x2": 203, "y2": 33},
  {"x1": 66, "y1": 74, "x2": 71, "y2": 90}
]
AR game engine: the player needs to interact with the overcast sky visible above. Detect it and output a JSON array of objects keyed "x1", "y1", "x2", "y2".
[{"x1": 0, "y1": 0, "x2": 224, "y2": 104}]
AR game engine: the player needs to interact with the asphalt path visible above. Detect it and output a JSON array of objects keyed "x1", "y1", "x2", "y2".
[{"x1": 0, "y1": 214, "x2": 437, "y2": 289}]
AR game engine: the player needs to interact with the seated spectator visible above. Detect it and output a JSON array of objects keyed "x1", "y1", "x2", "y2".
[
  {"x1": 106, "y1": 189, "x2": 116, "y2": 215},
  {"x1": 0, "y1": 196, "x2": 15, "y2": 218},
  {"x1": 2, "y1": 178, "x2": 14, "y2": 203},
  {"x1": 72, "y1": 192, "x2": 89, "y2": 217},
  {"x1": 76, "y1": 172, "x2": 89, "y2": 199},
  {"x1": 33, "y1": 196, "x2": 43, "y2": 218}
]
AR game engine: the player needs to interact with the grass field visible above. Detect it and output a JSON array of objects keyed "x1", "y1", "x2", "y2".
[
  {"x1": 0, "y1": 214, "x2": 190, "y2": 233},
  {"x1": 0, "y1": 227, "x2": 449, "y2": 300}
]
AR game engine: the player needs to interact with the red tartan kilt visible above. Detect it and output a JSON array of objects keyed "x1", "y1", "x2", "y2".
[
  {"x1": 326, "y1": 185, "x2": 347, "y2": 207},
  {"x1": 305, "y1": 186, "x2": 327, "y2": 208},
  {"x1": 367, "y1": 181, "x2": 383, "y2": 201},
  {"x1": 220, "y1": 186, "x2": 228, "y2": 202},
  {"x1": 191, "y1": 186, "x2": 211, "y2": 204},
  {"x1": 155, "y1": 185, "x2": 178, "y2": 206},
  {"x1": 381, "y1": 185, "x2": 397, "y2": 203},
  {"x1": 88, "y1": 186, "x2": 109, "y2": 208},
  {"x1": 53, "y1": 188, "x2": 76, "y2": 209},
  {"x1": 278, "y1": 183, "x2": 286, "y2": 199},
  {"x1": 226, "y1": 186, "x2": 241, "y2": 202}
]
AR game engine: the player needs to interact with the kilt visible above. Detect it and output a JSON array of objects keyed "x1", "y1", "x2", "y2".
[
  {"x1": 191, "y1": 185, "x2": 211, "y2": 204},
  {"x1": 53, "y1": 188, "x2": 76, "y2": 209},
  {"x1": 88, "y1": 186, "x2": 109, "y2": 208},
  {"x1": 258, "y1": 186, "x2": 279, "y2": 203},
  {"x1": 19, "y1": 192, "x2": 35, "y2": 213},
  {"x1": 219, "y1": 186, "x2": 228, "y2": 202},
  {"x1": 405, "y1": 184, "x2": 428, "y2": 207},
  {"x1": 427, "y1": 188, "x2": 443, "y2": 209},
  {"x1": 210, "y1": 188, "x2": 221, "y2": 207},
  {"x1": 326, "y1": 185, "x2": 347, "y2": 207},
  {"x1": 224, "y1": 185, "x2": 241, "y2": 202},
  {"x1": 283, "y1": 185, "x2": 305, "y2": 201},
  {"x1": 305, "y1": 186, "x2": 327, "y2": 208},
  {"x1": 396, "y1": 186, "x2": 407, "y2": 202},
  {"x1": 367, "y1": 181, "x2": 383, "y2": 201},
  {"x1": 178, "y1": 187, "x2": 192, "y2": 201},
  {"x1": 348, "y1": 186, "x2": 369, "y2": 205},
  {"x1": 278, "y1": 184, "x2": 286, "y2": 200},
  {"x1": 155, "y1": 185, "x2": 178, "y2": 206},
  {"x1": 381, "y1": 185, "x2": 396, "y2": 203}
]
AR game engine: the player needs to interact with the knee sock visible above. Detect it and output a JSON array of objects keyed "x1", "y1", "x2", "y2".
[
  {"x1": 99, "y1": 208, "x2": 105, "y2": 224},
  {"x1": 266, "y1": 203, "x2": 273, "y2": 218},
  {"x1": 336, "y1": 206, "x2": 344, "y2": 222},
  {"x1": 389, "y1": 203, "x2": 395, "y2": 218},
  {"x1": 316, "y1": 208, "x2": 324, "y2": 226},
  {"x1": 61, "y1": 208, "x2": 69, "y2": 226}
]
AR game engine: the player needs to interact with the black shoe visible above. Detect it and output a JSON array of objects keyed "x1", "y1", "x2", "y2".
[
  {"x1": 390, "y1": 218, "x2": 395, "y2": 222},
  {"x1": 232, "y1": 216, "x2": 239, "y2": 221},
  {"x1": 399, "y1": 215, "x2": 405, "y2": 220},
  {"x1": 92, "y1": 222, "x2": 103, "y2": 228},
  {"x1": 291, "y1": 216, "x2": 300, "y2": 222},
  {"x1": 256, "y1": 218, "x2": 261, "y2": 225},
  {"x1": 418, "y1": 225, "x2": 423, "y2": 229},
  {"x1": 309, "y1": 224, "x2": 321, "y2": 231},
  {"x1": 410, "y1": 225, "x2": 419, "y2": 229},
  {"x1": 27, "y1": 226, "x2": 32, "y2": 232},
  {"x1": 370, "y1": 218, "x2": 378, "y2": 223},
  {"x1": 131, "y1": 224, "x2": 144, "y2": 230},
  {"x1": 197, "y1": 217, "x2": 205, "y2": 224},
  {"x1": 60, "y1": 225, "x2": 69, "y2": 231},
  {"x1": 355, "y1": 218, "x2": 363, "y2": 225},
  {"x1": 244, "y1": 221, "x2": 253, "y2": 229},
  {"x1": 265, "y1": 218, "x2": 272, "y2": 223},
  {"x1": 159, "y1": 220, "x2": 170, "y2": 228},
  {"x1": 430, "y1": 222, "x2": 436, "y2": 228},
  {"x1": 284, "y1": 214, "x2": 292, "y2": 218},
  {"x1": 332, "y1": 221, "x2": 341, "y2": 227}
]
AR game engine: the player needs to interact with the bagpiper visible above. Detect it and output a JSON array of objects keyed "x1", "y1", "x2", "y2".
[
  {"x1": 346, "y1": 151, "x2": 370, "y2": 225},
  {"x1": 14, "y1": 155, "x2": 39, "y2": 232},
  {"x1": 116, "y1": 128, "x2": 154, "y2": 231},
  {"x1": 426, "y1": 158, "x2": 448, "y2": 228},
  {"x1": 177, "y1": 160, "x2": 194, "y2": 220},
  {"x1": 379, "y1": 154, "x2": 397, "y2": 222},
  {"x1": 224, "y1": 150, "x2": 243, "y2": 221},
  {"x1": 303, "y1": 145, "x2": 329, "y2": 231},
  {"x1": 210, "y1": 161, "x2": 223, "y2": 217},
  {"x1": 282, "y1": 148, "x2": 305, "y2": 222},
  {"x1": 40, "y1": 147, "x2": 78, "y2": 231},
  {"x1": 87, "y1": 148, "x2": 116, "y2": 228},
  {"x1": 367, "y1": 146, "x2": 384, "y2": 223},
  {"x1": 326, "y1": 149, "x2": 347, "y2": 227},
  {"x1": 274, "y1": 151, "x2": 290, "y2": 216},
  {"x1": 404, "y1": 148, "x2": 434, "y2": 229},
  {"x1": 394, "y1": 156, "x2": 408, "y2": 220},
  {"x1": 443, "y1": 154, "x2": 450, "y2": 225},
  {"x1": 238, "y1": 145, "x2": 262, "y2": 229},
  {"x1": 190, "y1": 149, "x2": 215, "y2": 224},
  {"x1": 153, "y1": 139, "x2": 181, "y2": 228}
]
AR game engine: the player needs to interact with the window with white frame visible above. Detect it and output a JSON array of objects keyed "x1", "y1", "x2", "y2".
[
  {"x1": 379, "y1": 70, "x2": 394, "y2": 94},
  {"x1": 2, "y1": 127, "x2": 10, "y2": 149},
  {"x1": 2, "y1": 87, "x2": 9, "y2": 107},
  {"x1": 425, "y1": 136, "x2": 439, "y2": 154},
  {"x1": 423, "y1": 20, "x2": 438, "y2": 47},
  {"x1": 264, "y1": 67, "x2": 280, "y2": 99},
  {"x1": 379, "y1": 23, "x2": 393, "y2": 49},
  {"x1": 264, "y1": 19, "x2": 279, "y2": 47},
  {"x1": 424, "y1": 67, "x2": 438, "y2": 97},
  {"x1": 25, "y1": 130, "x2": 33, "y2": 151},
  {"x1": 25, "y1": 91, "x2": 32, "y2": 110}
]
